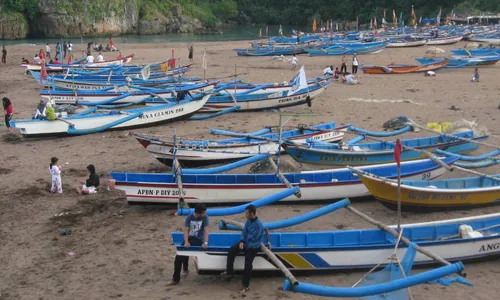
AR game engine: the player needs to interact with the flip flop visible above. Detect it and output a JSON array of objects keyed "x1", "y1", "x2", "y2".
[{"x1": 238, "y1": 287, "x2": 250, "y2": 294}]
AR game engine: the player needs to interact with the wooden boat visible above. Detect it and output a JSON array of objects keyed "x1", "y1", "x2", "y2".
[
  {"x1": 21, "y1": 55, "x2": 135, "y2": 72},
  {"x1": 361, "y1": 58, "x2": 449, "y2": 74},
  {"x1": 41, "y1": 81, "x2": 218, "y2": 105},
  {"x1": 426, "y1": 36, "x2": 463, "y2": 45},
  {"x1": 358, "y1": 173, "x2": 500, "y2": 211},
  {"x1": 110, "y1": 157, "x2": 457, "y2": 204},
  {"x1": 133, "y1": 122, "x2": 345, "y2": 167},
  {"x1": 172, "y1": 211, "x2": 500, "y2": 272},
  {"x1": 10, "y1": 95, "x2": 211, "y2": 138},
  {"x1": 386, "y1": 39, "x2": 427, "y2": 48},
  {"x1": 282, "y1": 131, "x2": 488, "y2": 166},
  {"x1": 415, "y1": 56, "x2": 500, "y2": 68}
]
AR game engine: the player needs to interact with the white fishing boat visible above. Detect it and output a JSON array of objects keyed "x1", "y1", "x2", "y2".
[
  {"x1": 386, "y1": 39, "x2": 427, "y2": 48},
  {"x1": 426, "y1": 36, "x2": 463, "y2": 45},
  {"x1": 134, "y1": 123, "x2": 346, "y2": 167},
  {"x1": 21, "y1": 55, "x2": 135, "y2": 72},
  {"x1": 11, "y1": 95, "x2": 211, "y2": 138},
  {"x1": 110, "y1": 157, "x2": 456, "y2": 203}
]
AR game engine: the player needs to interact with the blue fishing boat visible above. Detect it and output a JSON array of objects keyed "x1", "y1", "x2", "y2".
[
  {"x1": 282, "y1": 131, "x2": 489, "y2": 165},
  {"x1": 415, "y1": 55, "x2": 500, "y2": 68},
  {"x1": 451, "y1": 48, "x2": 500, "y2": 56},
  {"x1": 269, "y1": 35, "x2": 321, "y2": 44},
  {"x1": 305, "y1": 43, "x2": 385, "y2": 56},
  {"x1": 234, "y1": 45, "x2": 305, "y2": 56},
  {"x1": 171, "y1": 209, "x2": 500, "y2": 272}
]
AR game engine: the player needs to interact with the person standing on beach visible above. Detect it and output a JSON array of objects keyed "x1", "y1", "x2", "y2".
[
  {"x1": 291, "y1": 54, "x2": 298, "y2": 70},
  {"x1": 167, "y1": 204, "x2": 209, "y2": 286},
  {"x1": 46, "y1": 43, "x2": 51, "y2": 59},
  {"x1": 49, "y1": 157, "x2": 62, "y2": 194},
  {"x1": 3, "y1": 97, "x2": 13, "y2": 132},
  {"x1": 472, "y1": 68, "x2": 479, "y2": 82},
  {"x1": 352, "y1": 54, "x2": 359, "y2": 74},
  {"x1": 63, "y1": 41, "x2": 67, "y2": 58},
  {"x1": 340, "y1": 55, "x2": 347, "y2": 74},
  {"x1": 188, "y1": 45, "x2": 194, "y2": 61},
  {"x1": 2, "y1": 46, "x2": 6, "y2": 64},
  {"x1": 221, "y1": 205, "x2": 268, "y2": 294},
  {"x1": 109, "y1": 38, "x2": 117, "y2": 51}
]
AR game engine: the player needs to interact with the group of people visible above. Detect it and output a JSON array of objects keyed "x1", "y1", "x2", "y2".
[
  {"x1": 168, "y1": 204, "x2": 268, "y2": 294},
  {"x1": 87, "y1": 38, "x2": 118, "y2": 53},
  {"x1": 48, "y1": 158, "x2": 100, "y2": 195},
  {"x1": 322, "y1": 54, "x2": 360, "y2": 85}
]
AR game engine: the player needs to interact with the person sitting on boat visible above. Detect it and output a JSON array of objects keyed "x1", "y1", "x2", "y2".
[
  {"x1": 53, "y1": 57, "x2": 61, "y2": 64},
  {"x1": 323, "y1": 65, "x2": 334, "y2": 76},
  {"x1": 21, "y1": 57, "x2": 29, "y2": 64},
  {"x1": 221, "y1": 205, "x2": 269, "y2": 294},
  {"x1": 471, "y1": 68, "x2": 479, "y2": 82},
  {"x1": 176, "y1": 90, "x2": 192, "y2": 102},
  {"x1": 167, "y1": 204, "x2": 209, "y2": 286},
  {"x1": 86, "y1": 52, "x2": 95, "y2": 64},
  {"x1": 96, "y1": 52, "x2": 104, "y2": 62},
  {"x1": 76, "y1": 164, "x2": 100, "y2": 195},
  {"x1": 116, "y1": 52, "x2": 123, "y2": 60},
  {"x1": 33, "y1": 99, "x2": 47, "y2": 120}
]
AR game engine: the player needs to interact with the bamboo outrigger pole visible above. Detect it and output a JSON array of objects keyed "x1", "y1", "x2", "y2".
[{"x1": 267, "y1": 157, "x2": 302, "y2": 198}]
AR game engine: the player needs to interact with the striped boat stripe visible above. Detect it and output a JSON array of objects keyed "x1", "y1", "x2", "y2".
[
  {"x1": 278, "y1": 253, "x2": 314, "y2": 269},
  {"x1": 299, "y1": 253, "x2": 331, "y2": 268}
]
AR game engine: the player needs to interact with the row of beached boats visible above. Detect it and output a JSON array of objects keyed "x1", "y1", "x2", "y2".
[
  {"x1": 107, "y1": 116, "x2": 499, "y2": 297},
  {"x1": 13, "y1": 56, "x2": 331, "y2": 137}
]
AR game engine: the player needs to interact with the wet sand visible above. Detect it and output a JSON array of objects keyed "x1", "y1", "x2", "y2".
[{"x1": 0, "y1": 40, "x2": 499, "y2": 300}]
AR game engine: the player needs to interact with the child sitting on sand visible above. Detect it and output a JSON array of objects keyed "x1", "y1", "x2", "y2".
[
  {"x1": 76, "y1": 164, "x2": 100, "y2": 195},
  {"x1": 49, "y1": 157, "x2": 62, "y2": 194}
]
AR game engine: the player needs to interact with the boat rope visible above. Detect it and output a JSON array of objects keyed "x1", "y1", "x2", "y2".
[{"x1": 407, "y1": 121, "x2": 499, "y2": 150}]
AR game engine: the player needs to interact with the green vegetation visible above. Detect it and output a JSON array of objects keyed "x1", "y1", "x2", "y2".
[{"x1": 2, "y1": 0, "x2": 39, "y2": 19}]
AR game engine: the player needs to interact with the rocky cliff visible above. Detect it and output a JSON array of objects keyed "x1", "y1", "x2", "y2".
[{"x1": 0, "y1": 0, "x2": 209, "y2": 39}]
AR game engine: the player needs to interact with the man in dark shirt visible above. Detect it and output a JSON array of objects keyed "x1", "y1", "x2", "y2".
[
  {"x1": 176, "y1": 90, "x2": 192, "y2": 102},
  {"x1": 167, "y1": 204, "x2": 209, "y2": 286}
]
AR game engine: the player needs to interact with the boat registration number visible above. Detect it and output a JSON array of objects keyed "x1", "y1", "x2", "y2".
[{"x1": 136, "y1": 189, "x2": 186, "y2": 196}]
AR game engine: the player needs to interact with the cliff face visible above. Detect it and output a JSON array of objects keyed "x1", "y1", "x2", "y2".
[
  {"x1": 0, "y1": 0, "x2": 209, "y2": 39},
  {"x1": 0, "y1": 8, "x2": 29, "y2": 39}
]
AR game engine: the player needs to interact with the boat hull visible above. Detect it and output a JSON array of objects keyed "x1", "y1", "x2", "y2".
[
  {"x1": 426, "y1": 36, "x2": 463, "y2": 45},
  {"x1": 283, "y1": 134, "x2": 488, "y2": 166},
  {"x1": 361, "y1": 59, "x2": 449, "y2": 74},
  {"x1": 11, "y1": 96, "x2": 210, "y2": 138},
  {"x1": 111, "y1": 157, "x2": 455, "y2": 204},
  {"x1": 173, "y1": 213, "x2": 500, "y2": 272},
  {"x1": 359, "y1": 174, "x2": 500, "y2": 211},
  {"x1": 141, "y1": 127, "x2": 346, "y2": 167}
]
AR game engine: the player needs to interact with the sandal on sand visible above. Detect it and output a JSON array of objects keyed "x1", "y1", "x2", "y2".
[{"x1": 238, "y1": 287, "x2": 250, "y2": 294}]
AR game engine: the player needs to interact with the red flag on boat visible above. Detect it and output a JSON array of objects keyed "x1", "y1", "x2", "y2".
[
  {"x1": 40, "y1": 59, "x2": 48, "y2": 84},
  {"x1": 394, "y1": 139, "x2": 402, "y2": 167}
]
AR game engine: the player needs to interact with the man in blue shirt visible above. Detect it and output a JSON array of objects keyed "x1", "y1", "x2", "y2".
[
  {"x1": 168, "y1": 204, "x2": 209, "y2": 286},
  {"x1": 221, "y1": 205, "x2": 269, "y2": 294}
]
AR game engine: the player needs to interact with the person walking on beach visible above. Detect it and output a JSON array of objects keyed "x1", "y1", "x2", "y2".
[
  {"x1": 221, "y1": 205, "x2": 269, "y2": 294},
  {"x1": 2, "y1": 46, "x2": 6, "y2": 64},
  {"x1": 3, "y1": 97, "x2": 13, "y2": 132},
  {"x1": 109, "y1": 38, "x2": 117, "y2": 51},
  {"x1": 291, "y1": 54, "x2": 298, "y2": 70},
  {"x1": 49, "y1": 157, "x2": 62, "y2": 194},
  {"x1": 76, "y1": 164, "x2": 100, "y2": 195},
  {"x1": 188, "y1": 45, "x2": 194, "y2": 61},
  {"x1": 471, "y1": 68, "x2": 479, "y2": 82},
  {"x1": 46, "y1": 43, "x2": 51, "y2": 59},
  {"x1": 340, "y1": 55, "x2": 347, "y2": 74},
  {"x1": 167, "y1": 204, "x2": 209, "y2": 286},
  {"x1": 352, "y1": 54, "x2": 359, "y2": 74}
]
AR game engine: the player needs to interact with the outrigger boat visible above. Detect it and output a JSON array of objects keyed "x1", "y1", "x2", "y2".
[
  {"x1": 10, "y1": 95, "x2": 211, "y2": 138},
  {"x1": 426, "y1": 35, "x2": 463, "y2": 45},
  {"x1": 386, "y1": 39, "x2": 427, "y2": 48},
  {"x1": 415, "y1": 55, "x2": 500, "y2": 68},
  {"x1": 358, "y1": 172, "x2": 500, "y2": 211},
  {"x1": 41, "y1": 81, "x2": 218, "y2": 105},
  {"x1": 361, "y1": 58, "x2": 449, "y2": 74},
  {"x1": 110, "y1": 156, "x2": 457, "y2": 204},
  {"x1": 172, "y1": 209, "x2": 500, "y2": 272},
  {"x1": 132, "y1": 122, "x2": 344, "y2": 167},
  {"x1": 21, "y1": 54, "x2": 135, "y2": 72},
  {"x1": 282, "y1": 131, "x2": 489, "y2": 166}
]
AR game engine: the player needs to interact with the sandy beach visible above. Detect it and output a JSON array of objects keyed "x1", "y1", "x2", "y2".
[{"x1": 0, "y1": 40, "x2": 499, "y2": 300}]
